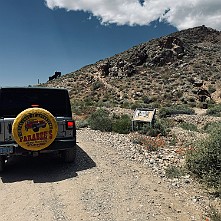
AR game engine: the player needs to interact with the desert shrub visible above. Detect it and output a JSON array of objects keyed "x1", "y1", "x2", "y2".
[
  {"x1": 97, "y1": 99, "x2": 116, "y2": 108},
  {"x1": 175, "y1": 90, "x2": 183, "y2": 98},
  {"x1": 129, "y1": 102, "x2": 146, "y2": 110},
  {"x1": 208, "y1": 85, "x2": 216, "y2": 94},
  {"x1": 121, "y1": 101, "x2": 131, "y2": 109},
  {"x1": 142, "y1": 96, "x2": 152, "y2": 104},
  {"x1": 136, "y1": 119, "x2": 168, "y2": 137},
  {"x1": 165, "y1": 165, "x2": 185, "y2": 178},
  {"x1": 148, "y1": 102, "x2": 161, "y2": 108},
  {"x1": 179, "y1": 122, "x2": 198, "y2": 131},
  {"x1": 138, "y1": 124, "x2": 151, "y2": 135},
  {"x1": 159, "y1": 105, "x2": 195, "y2": 118},
  {"x1": 186, "y1": 129, "x2": 221, "y2": 190},
  {"x1": 83, "y1": 97, "x2": 95, "y2": 106},
  {"x1": 208, "y1": 206, "x2": 221, "y2": 221},
  {"x1": 88, "y1": 108, "x2": 112, "y2": 132},
  {"x1": 92, "y1": 81, "x2": 103, "y2": 90},
  {"x1": 133, "y1": 134, "x2": 165, "y2": 151},
  {"x1": 203, "y1": 122, "x2": 221, "y2": 134},
  {"x1": 188, "y1": 96, "x2": 196, "y2": 103},
  {"x1": 148, "y1": 119, "x2": 167, "y2": 136},
  {"x1": 71, "y1": 100, "x2": 96, "y2": 115},
  {"x1": 188, "y1": 101, "x2": 197, "y2": 108},
  {"x1": 170, "y1": 134, "x2": 177, "y2": 146},
  {"x1": 130, "y1": 101, "x2": 143, "y2": 110},
  {"x1": 206, "y1": 104, "x2": 221, "y2": 117},
  {"x1": 112, "y1": 114, "x2": 131, "y2": 134},
  {"x1": 75, "y1": 119, "x2": 89, "y2": 129}
]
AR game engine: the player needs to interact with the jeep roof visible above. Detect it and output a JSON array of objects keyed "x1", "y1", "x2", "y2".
[{"x1": 0, "y1": 87, "x2": 72, "y2": 118}]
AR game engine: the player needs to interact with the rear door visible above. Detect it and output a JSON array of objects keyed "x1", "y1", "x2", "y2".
[{"x1": 0, "y1": 118, "x2": 15, "y2": 142}]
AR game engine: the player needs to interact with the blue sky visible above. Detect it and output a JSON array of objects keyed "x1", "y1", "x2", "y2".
[{"x1": 0, "y1": 0, "x2": 220, "y2": 86}]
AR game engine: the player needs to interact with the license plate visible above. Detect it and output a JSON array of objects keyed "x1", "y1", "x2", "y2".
[{"x1": 0, "y1": 147, "x2": 14, "y2": 155}]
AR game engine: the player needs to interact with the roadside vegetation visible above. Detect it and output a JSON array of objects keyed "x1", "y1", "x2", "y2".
[
  {"x1": 179, "y1": 122, "x2": 198, "y2": 132},
  {"x1": 73, "y1": 101, "x2": 221, "y2": 204},
  {"x1": 186, "y1": 123, "x2": 221, "y2": 196},
  {"x1": 208, "y1": 206, "x2": 221, "y2": 221},
  {"x1": 86, "y1": 108, "x2": 132, "y2": 133},
  {"x1": 82, "y1": 107, "x2": 168, "y2": 137},
  {"x1": 206, "y1": 104, "x2": 221, "y2": 117},
  {"x1": 158, "y1": 104, "x2": 195, "y2": 118}
]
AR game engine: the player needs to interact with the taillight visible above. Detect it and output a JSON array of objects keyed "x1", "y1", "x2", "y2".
[
  {"x1": 31, "y1": 104, "x2": 39, "y2": 107},
  {"x1": 66, "y1": 121, "x2": 74, "y2": 130}
]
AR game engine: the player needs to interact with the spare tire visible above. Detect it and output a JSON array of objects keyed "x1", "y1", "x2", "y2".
[{"x1": 12, "y1": 108, "x2": 58, "y2": 151}]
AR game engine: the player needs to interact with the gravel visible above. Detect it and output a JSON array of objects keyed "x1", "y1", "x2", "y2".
[{"x1": 77, "y1": 127, "x2": 221, "y2": 220}]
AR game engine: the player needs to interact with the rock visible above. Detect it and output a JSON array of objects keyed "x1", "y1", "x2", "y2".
[{"x1": 149, "y1": 159, "x2": 155, "y2": 164}]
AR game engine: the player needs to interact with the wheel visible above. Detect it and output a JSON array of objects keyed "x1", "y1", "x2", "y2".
[
  {"x1": 12, "y1": 107, "x2": 58, "y2": 151},
  {"x1": 62, "y1": 147, "x2": 76, "y2": 163},
  {"x1": 0, "y1": 156, "x2": 6, "y2": 172}
]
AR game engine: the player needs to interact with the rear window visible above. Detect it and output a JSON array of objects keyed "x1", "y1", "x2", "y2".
[{"x1": 0, "y1": 88, "x2": 72, "y2": 118}]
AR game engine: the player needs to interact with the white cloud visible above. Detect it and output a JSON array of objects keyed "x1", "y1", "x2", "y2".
[{"x1": 45, "y1": 0, "x2": 221, "y2": 30}]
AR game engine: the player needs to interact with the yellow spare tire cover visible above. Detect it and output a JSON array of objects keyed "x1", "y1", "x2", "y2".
[{"x1": 12, "y1": 108, "x2": 58, "y2": 151}]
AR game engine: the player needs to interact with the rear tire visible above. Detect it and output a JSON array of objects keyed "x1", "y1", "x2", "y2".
[
  {"x1": 62, "y1": 147, "x2": 76, "y2": 163},
  {"x1": 0, "y1": 156, "x2": 6, "y2": 172}
]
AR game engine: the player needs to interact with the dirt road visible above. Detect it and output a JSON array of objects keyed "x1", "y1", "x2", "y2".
[{"x1": 0, "y1": 130, "x2": 206, "y2": 221}]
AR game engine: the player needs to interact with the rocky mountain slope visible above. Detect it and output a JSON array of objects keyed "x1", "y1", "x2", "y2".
[{"x1": 40, "y1": 25, "x2": 221, "y2": 107}]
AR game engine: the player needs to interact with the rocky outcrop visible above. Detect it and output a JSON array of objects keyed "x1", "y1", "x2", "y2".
[
  {"x1": 97, "y1": 36, "x2": 185, "y2": 76},
  {"x1": 41, "y1": 25, "x2": 221, "y2": 106},
  {"x1": 150, "y1": 37, "x2": 185, "y2": 66},
  {"x1": 128, "y1": 48, "x2": 148, "y2": 66},
  {"x1": 48, "y1": 71, "x2": 61, "y2": 81},
  {"x1": 98, "y1": 62, "x2": 110, "y2": 76},
  {"x1": 98, "y1": 59, "x2": 136, "y2": 78}
]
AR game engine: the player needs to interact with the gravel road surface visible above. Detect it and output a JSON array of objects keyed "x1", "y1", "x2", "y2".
[{"x1": 0, "y1": 129, "x2": 211, "y2": 221}]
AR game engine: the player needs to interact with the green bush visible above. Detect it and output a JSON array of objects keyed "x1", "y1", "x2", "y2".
[
  {"x1": 175, "y1": 90, "x2": 183, "y2": 98},
  {"x1": 136, "y1": 119, "x2": 168, "y2": 137},
  {"x1": 88, "y1": 110, "x2": 132, "y2": 134},
  {"x1": 121, "y1": 101, "x2": 131, "y2": 109},
  {"x1": 75, "y1": 120, "x2": 89, "y2": 129},
  {"x1": 88, "y1": 108, "x2": 112, "y2": 132},
  {"x1": 186, "y1": 129, "x2": 221, "y2": 190},
  {"x1": 130, "y1": 101, "x2": 144, "y2": 110},
  {"x1": 159, "y1": 105, "x2": 195, "y2": 118},
  {"x1": 112, "y1": 114, "x2": 131, "y2": 134},
  {"x1": 209, "y1": 206, "x2": 221, "y2": 221},
  {"x1": 208, "y1": 85, "x2": 216, "y2": 94},
  {"x1": 165, "y1": 165, "x2": 185, "y2": 178},
  {"x1": 92, "y1": 81, "x2": 103, "y2": 90},
  {"x1": 142, "y1": 96, "x2": 152, "y2": 104},
  {"x1": 179, "y1": 122, "x2": 198, "y2": 131},
  {"x1": 206, "y1": 104, "x2": 221, "y2": 117},
  {"x1": 203, "y1": 122, "x2": 221, "y2": 134},
  {"x1": 71, "y1": 100, "x2": 96, "y2": 115},
  {"x1": 148, "y1": 119, "x2": 167, "y2": 136}
]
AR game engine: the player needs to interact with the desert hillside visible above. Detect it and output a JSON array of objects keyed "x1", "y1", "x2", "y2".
[{"x1": 40, "y1": 25, "x2": 221, "y2": 108}]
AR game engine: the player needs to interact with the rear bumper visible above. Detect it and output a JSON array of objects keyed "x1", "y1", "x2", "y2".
[
  {"x1": 0, "y1": 137, "x2": 76, "y2": 156},
  {"x1": 43, "y1": 138, "x2": 76, "y2": 151}
]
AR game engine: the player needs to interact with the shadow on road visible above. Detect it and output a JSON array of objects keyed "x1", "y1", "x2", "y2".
[{"x1": 0, "y1": 145, "x2": 96, "y2": 183}]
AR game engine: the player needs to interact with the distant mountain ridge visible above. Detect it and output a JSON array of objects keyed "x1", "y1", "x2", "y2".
[{"x1": 40, "y1": 25, "x2": 221, "y2": 108}]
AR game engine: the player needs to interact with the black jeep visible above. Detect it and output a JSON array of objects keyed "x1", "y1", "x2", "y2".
[{"x1": 0, "y1": 87, "x2": 76, "y2": 172}]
